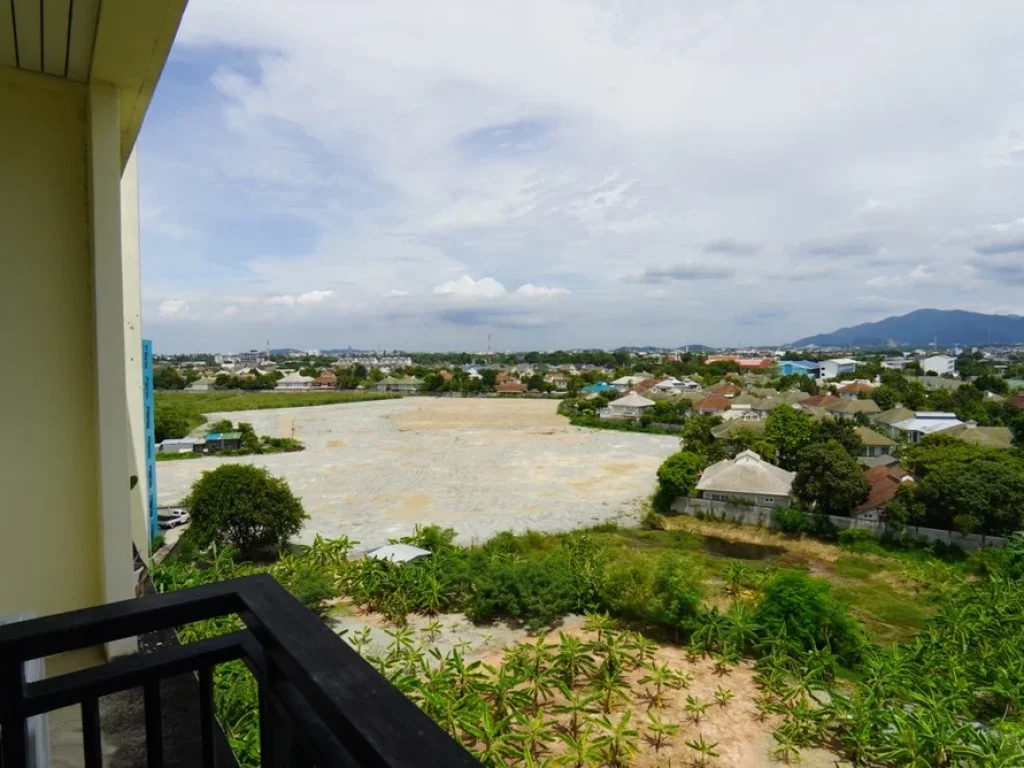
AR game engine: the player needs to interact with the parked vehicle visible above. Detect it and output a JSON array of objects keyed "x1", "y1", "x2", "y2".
[{"x1": 157, "y1": 508, "x2": 189, "y2": 530}]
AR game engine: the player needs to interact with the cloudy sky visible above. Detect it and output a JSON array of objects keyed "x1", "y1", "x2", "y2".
[{"x1": 140, "y1": 0, "x2": 1024, "y2": 353}]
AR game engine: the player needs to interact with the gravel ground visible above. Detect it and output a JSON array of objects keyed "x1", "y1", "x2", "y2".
[{"x1": 157, "y1": 398, "x2": 678, "y2": 551}]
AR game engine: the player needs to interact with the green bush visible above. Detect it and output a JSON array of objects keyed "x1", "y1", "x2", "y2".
[
  {"x1": 154, "y1": 408, "x2": 192, "y2": 442},
  {"x1": 185, "y1": 464, "x2": 308, "y2": 552},
  {"x1": 654, "y1": 451, "x2": 705, "y2": 511},
  {"x1": 285, "y1": 564, "x2": 338, "y2": 615},
  {"x1": 597, "y1": 552, "x2": 703, "y2": 628},
  {"x1": 837, "y1": 528, "x2": 876, "y2": 548},
  {"x1": 772, "y1": 506, "x2": 807, "y2": 535},
  {"x1": 753, "y1": 570, "x2": 866, "y2": 662},
  {"x1": 464, "y1": 553, "x2": 577, "y2": 628}
]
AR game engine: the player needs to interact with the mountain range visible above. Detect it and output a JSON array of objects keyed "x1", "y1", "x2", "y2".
[{"x1": 790, "y1": 309, "x2": 1024, "y2": 348}]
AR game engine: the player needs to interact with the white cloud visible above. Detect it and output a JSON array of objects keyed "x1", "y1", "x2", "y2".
[
  {"x1": 266, "y1": 294, "x2": 296, "y2": 306},
  {"x1": 296, "y1": 289, "x2": 334, "y2": 304},
  {"x1": 385, "y1": 289, "x2": 410, "y2": 297},
  {"x1": 159, "y1": 299, "x2": 191, "y2": 319},
  {"x1": 515, "y1": 284, "x2": 570, "y2": 298},
  {"x1": 433, "y1": 275, "x2": 508, "y2": 298},
  {"x1": 221, "y1": 305, "x2": 240, "y2": 317}
]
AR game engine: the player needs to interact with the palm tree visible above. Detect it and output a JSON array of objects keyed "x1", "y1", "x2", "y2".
[
  {"x1": 714, "y1": 685, "x2": 734, "y2": 709},
  {"x1": 594, "y1": 667, "x2": 630, "y2": 714},
  {"x1": 685, "y1": 734, "x2": 720, "y2": 768},
  {"x1": 555, "y1": 632, "x2": 596, "y2": 688},
  {"x1": 593, "y1": 711, "x2": 640, "y2": 768},
  {"x1": 684, "y1": 694, "x2": 710, "y2": 724},
  {"x1": 644, "y1": 712, "x2": 679, "y2": 753},
  {"x1": 555, "y1": 726, "x2": 603, "y2": 768},
  {"x1": 552, "y1": 683, "x2": 600, "y2": 739}
]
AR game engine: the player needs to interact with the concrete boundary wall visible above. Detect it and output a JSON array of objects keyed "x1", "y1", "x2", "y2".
[{"x1": 674, "y1": 497, "x2": 1008, "y2": 549}]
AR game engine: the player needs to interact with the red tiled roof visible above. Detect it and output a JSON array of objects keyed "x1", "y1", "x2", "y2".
[
  {"x1": 839, "y1": 382, "x2": 873, "y2": 394},
  {"x1": 694, "y1": 395, "x2": 732, "y2": 412},
  {"x1": 800, "y1": 393, "x2": 841, "y2": 408},
  {"x1": 709, "y1": 381, "x2": 741, "y2": 395},
  {"x1": 857, "y1": 466, "x2": 913, "y2": 513},
  {"x1": 738, "y1": 358, "x2": 776, "y2": 370},
  {"x1": 496, "y1": 382, "x2": 527, "y2": 393},
  {"x1": 633, "y1": 377, "x2": 667, "y2": 393},
  {"x1": 1008, "y1": 394, "x2": 1024, "y2": 410}
]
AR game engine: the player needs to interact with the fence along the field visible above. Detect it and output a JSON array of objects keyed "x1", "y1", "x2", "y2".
[{"x1": 673, "y1": 497, "x2": 1010, "y2": 549}]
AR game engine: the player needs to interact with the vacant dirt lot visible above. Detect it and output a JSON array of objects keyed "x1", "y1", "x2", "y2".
[{"x1": 158, "y1": 398, "x2": 679, "y2": 551}]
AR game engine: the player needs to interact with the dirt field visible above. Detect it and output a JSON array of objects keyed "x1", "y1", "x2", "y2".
[{"x1": 157, "y1": 398, "x2": 679, "y2": 551}]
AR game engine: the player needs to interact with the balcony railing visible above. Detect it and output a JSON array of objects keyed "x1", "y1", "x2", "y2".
[{"x1": 0, "y1": 574, "x2": 480, "y2": 767}]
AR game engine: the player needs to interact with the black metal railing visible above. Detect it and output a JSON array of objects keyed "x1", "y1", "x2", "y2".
[{"x1": 0, "y1": 574, "x2": 480, "y2": 767}]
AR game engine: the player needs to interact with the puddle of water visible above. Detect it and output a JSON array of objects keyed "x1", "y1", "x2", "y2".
[{"x1": 701, "y1": 535, "x2": 785, "y2": 561}]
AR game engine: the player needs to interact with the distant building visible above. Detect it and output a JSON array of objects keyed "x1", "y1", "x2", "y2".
[
  {"x1": 881, "y1": 358, "x2": 914, "y2": 371},
  {"x1": 276, "y1": 372, "x2": 315, "y2": 391},
  {"x1": 203, "y1": 432, "x2": 242, "y2": 452},
  {"x1": 819, "y1": 358, "x2": 858, "y2": 381},
  {"x1": 779, "y1": 360, "x2": 820, "y2": 377},
  {"x1": 855, "y1": 426, "x2": 896, "y2": 459},
  {"x1": 185, "y1": 376, "x2": 216, "y2": 392},
  {"x1": 922, "y1": 355, "x2": 957, "y2": 376},
  {"x1": 855, "y1": 466, "x2": 915, "y2": 522},
  {"x1": 238, "y1": 349, "x2": 262, "y2": 367},
  {"x1": 838, "y1": 381, "x2": 874, "y2": 399},
  {"x1": 581, "y1": 382, "x2": 618, "y2": 394},
  {"x1": 601, "y1": 392, "x2": 656, "y2": 420},
  {"x1": 313, "y1": 371, "x2": 338, "y2": 389},
  {"x1": 375, "y1": 376, "x2": 422, "y2": 393},
  {"x1": 495, "y1": 381, "x2": 527, "y2": 394},
  {"x1": 889, "y1": 412, "x2": 963, "y2": 443}
]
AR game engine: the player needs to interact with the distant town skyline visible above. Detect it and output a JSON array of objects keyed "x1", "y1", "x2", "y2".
[{"x1": 141, "y1": 1, "x2": 1024, "y2": 353}]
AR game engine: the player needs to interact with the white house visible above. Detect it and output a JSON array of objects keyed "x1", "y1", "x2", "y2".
[
  {"x1": 276, "y1": 371, "x2": 315, "y2": 391},
  {"x1": 601, "y1": 392, "x2": 656, "y2": 420},
  {"x1": 890, "y1": 412, "x2": 963, "y2": 443},
  {"x1": 881, "y1": 358, "x2": 914, "y2": 371},
  {"x1": 185, "y1": 376, "x2": 216, "y2": 392},
  {"x1": 922, "y1": 355, "x2": 957, "y2": 376},
  {"x1": 819, "y1": 358, "x2": 858, "y2": 381},
  {"x1": 696, "y1": 450, "x2": 795, "y2": 506},
  {"x1": 375, "y1": 376, "x2": 422, "y2": 393},
  {"x1": 611, "y1": 375, "x2": 648, "y2": 392}
]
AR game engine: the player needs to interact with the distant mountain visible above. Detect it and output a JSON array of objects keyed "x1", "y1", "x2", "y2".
[{"x1": 790, "y1": 309, "x2": 1024, "y2": 348}]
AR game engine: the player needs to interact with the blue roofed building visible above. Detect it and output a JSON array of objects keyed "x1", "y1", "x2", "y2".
[
  {"x1": 581, "y1": 382, "x2": 619, "y2": 394},
  {"x1": 780, "y1": 360, "x2": 821, "y2": 377}
]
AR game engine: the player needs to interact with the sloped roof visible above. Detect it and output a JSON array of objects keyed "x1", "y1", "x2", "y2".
[
  {"x1": 855, "y1": 426, "x2": 895, "y2": 447},
  {"x1": 801, "y1": 393, "x2": 841, "y2": 408},
  {"x1": 937, "y1": 423, "x2": 1014, "y2": 449},
  {"x1": 694, "y1": 395, "x2": 733, "y2": 411},
  {"x1": 697, "y1": 451, "x2": 795, "y2": 496},
  {"x1": 872, "y1": 407, "x2": 915, "y2": 426},
  {"x1": 709, "y1": 381, "x2": 741, "y2": 395},
  {"x1": 857, "y1": 466, "x2": 913, "y2": 512},
  {"x1": 1007, "y1": 394, "x2": 1024, "y2": 410},
  {"x1": 610, "y1": 392, "x2": 656, "y2": 408},
  {"x1": 892, "y1": 413, "x2": 962, "y2": 435},
  {"x1": 840, "y1": 382, "x2": 874, "y2": 394},
  {"x1": 712, "y1": 419, "x2": 766, "y2": 439},
  {"x1": 278, "y1": 371, "x2": 314, "y2": 383},
  {"x1": 826, "y1": 398, "x2": 881, "y2": 416}
]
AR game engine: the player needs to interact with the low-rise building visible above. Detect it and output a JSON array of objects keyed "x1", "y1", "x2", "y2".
[
  {"x1": 185, "y1": 376, "x2": 216, "y2": 392},
  {"x1": 937, "y1": 422, "x2": 1015, "y2": 450},
  {"x1": 696, "y1": 450, "x2": 795, "y2": 506},
  {"x1": 779, "y1": 360, "x2": 821, "y2": 377},
  {"x1": 601, "y1": 392, "x2": 656, "y2": 420},
  {"x1": 855, "y1": 426, "x2": 896, "y2": 458},
  {"x1": 495, "y1": 381, "x2": 527, "y2": 394},
  {"x1": 313, "y1": 371, "x2": 338, "y2": 389},
  {"x1": 375, "y1": 376, "x2": 423, "y2": 393},
  {"x1": 203, "y1": 432, "x2": 242, "y2": 453},
  {"x1": 855, "y1": 466, "x2": 914, "y2": 522},
  {"x1": 881, "y1": 358, "x2": 914, "y2": 371},
  {"x1": 611, "y1": 375, "x2": 648, "y2": 392},
  {"x1": 692, "y1": 394, "x2": 733, "y2": 415},
  {"x1": 276, "y1": 371, "x2": 315, "y2": 391},
  {"x1": 838, "y1": 382, "x2": 874, "y2": 399},
  {"x1": 922, "y1": 355, "x2": 957, "y2": 376},
  {"x1": 824, "y1": 398, "x2": 881, "y2": 420},
  {"x1": 890, "y1": 412, "x2": 963, "y2": 443},
  {"x1": 708, "y1": 381, "x2": 741, "y2": 398},
  {"x1": 819, "y1": 358, "x2": 858, "y2": 381}
]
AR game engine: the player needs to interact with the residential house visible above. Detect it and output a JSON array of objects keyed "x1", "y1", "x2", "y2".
[
  {"x1": 855, "y1": 466, "x2": 915, "y2": 522},
  {"x1": 376, "y1": 376, "x2": 423, "y2": 393},
  {"x1": 779, "y1": 360, "x2": 821, "y2": 377},
  {"x1": 277, "y1": 371, "x2": 315, "y2": 391},
  {"x1": 708, "y1": 381, "x2": 741, "y2": 398},
  {"x1": 838, "y1": 382, "x2": 874, "y2": 399},
  {"x1": 937, "y1": 422, "x2": 1015, "y2": 450},
  {"x1": 203, "y1": 431, "x2": 243, "y2": 453},
  {"x1": 889, "y1": 412, "x2": 964, "y2": 443},
  {"x1": 1008, "y1": 393, "x2": 1024, "y2": 410},
  {"x1": 313, "y1": 371, "x2": 338, "y2": 389},
  {"x1": 495, "y1": 382, "x2": 527, "y2": 394},
  {"x1": 796, "y1": 393, "x2": 841, "y2": 409},
  {"x1": 611, "y1": 375, "x2": 648, "y2": 392},
  {"x1": 854, "y1": 426, "x2": 896, "y2": 458},
  {"x1": 819, "y1": 358, "x2": 858, "y2": 381},
  {"x1": 922, "y1": 355, "x2": 957, "y2": 376},
  {"x1": 881, "y1": 358, "x2": 915, "y2": 371},
  {"x1": 545, "y1": 373, "x2": 569, "y2": 391},
  {"x1": 824, "y1": 398, "x2": 881, "y2": 420},
  {"x1": 159, "y1": 438, "x2": 201, "y2": 454},
  {"x1": 692, "y1": 394, "x2": 733, "y2": 415},
  {"x1": 601, "y1": 392, "x2": 656, "y2": 420},
  {"x1": 581, "y1": 382, "x2": 619, "y2": 394},
  {"x1": 185, "y1": 376, "x2": 216, "y2": 392},
  {"x1": 696, "y1": 450, "x2": 795, "y2": 506},
  {"x1": 632, "y1": 377, "x2": 667, "y2": 394}
]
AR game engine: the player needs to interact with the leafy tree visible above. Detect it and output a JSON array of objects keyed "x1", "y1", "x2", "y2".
[
  {"x1": 792, "y1": 440, "x2": 870, "y2": 517},
  {"x1": 526, "y1": 373, "x2": 547, "y2": 392},
  {"x1": 753, "y1": 570, "x2": 866, "y2": 663},
  {"x1": 911, "y1": 454, "x2": 1024, "y2": 535},
  {"x1": 185, "y1": 464, "x2": 308, "y2": 552},
  {"x1": 763, "y1": 406, "x2": 816, "y2": 470},
  {"x1": 680, "y1": 414, "x2": 725, "y2": 462},
  {"x1": 155, "y1": 408, "x2": 191, "y2": 441},
  {"x1": 654, "y1": 451, "x2": 705, "y2": 508},
  {"x1": 811, "y1": 419, "x2": 863, "y2": 458},
  {"x1": 870, "y1": 383, "x2": 898, "y2": 411},
  {"x1": 154, "y1": 366, "x2": 186, "y2": 390},
  {"x1": 421, "y1": 372, "x2": 445, "y2": 392}
]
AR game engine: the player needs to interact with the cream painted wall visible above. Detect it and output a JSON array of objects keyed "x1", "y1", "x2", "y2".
[
  {"x1": 0, "y1": 72, "x2": 103, "y2": 618},
  {"x1": 122, "y1": 149, "x2": 150, "y2": 561}
]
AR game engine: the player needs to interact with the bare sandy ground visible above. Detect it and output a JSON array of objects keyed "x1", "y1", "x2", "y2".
[{"x1": 157, "y1": 398, "x2": 679, "y2": 551}]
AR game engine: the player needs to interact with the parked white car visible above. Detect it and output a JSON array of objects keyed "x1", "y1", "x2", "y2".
[{"x1": 157, "y1": 508, "x2": 189, "y2": 530}]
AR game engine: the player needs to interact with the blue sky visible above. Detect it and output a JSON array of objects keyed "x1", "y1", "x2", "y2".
[{"x1": 140, "y1": 0, "x2": 1024, "y2": 353}]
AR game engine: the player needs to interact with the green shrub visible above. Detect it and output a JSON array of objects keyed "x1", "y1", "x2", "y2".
[
  {"x1": 185, "y1": 464, "x2": 308, "y2": 553},
  {"x1": 399, "y1": 524, "x2": 458, "y2": 552},
  {"x1": 805, "y1": 513, "x2": 839, "y2": 541},
  {"x1": 753, "y1": 570, "x2": 866, "y2": 663},
  {"x1": 837, "y1": 528, "x2": 877, "y2": 548},
  {"x1": 154, "y1": 408, "x2": 192, "y2": 442},
  {"x1": 209, "y1": 419, "x2": 234, "y2": 433},
  {"x1": 640, "y1": 508, "x2": 667, "y2": 530},
  {"x1": 465, "y1": 553, "x2": 577, "y2": 628},
  {"x1": 654, "y1": 451, "x2": 705, "y2": 511},
  {"x1": 772, "y1": 506, "x2": 807, "y2": 535},
  {"x1": 284, "y1": 564, "x2": 338, "y2": 615}
]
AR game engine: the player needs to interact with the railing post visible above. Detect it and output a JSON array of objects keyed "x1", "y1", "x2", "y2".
[{"x1": 0, "y1": 662, "x2": 28, "y2": 768}]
